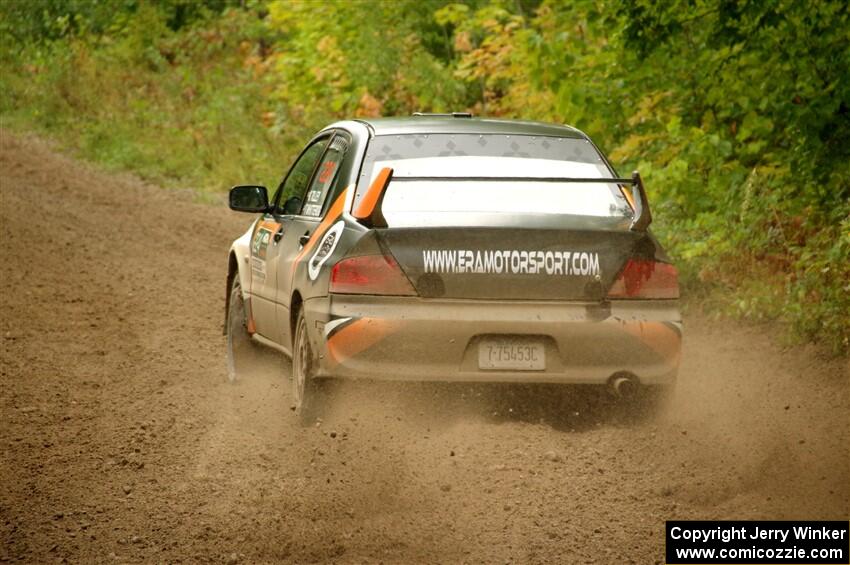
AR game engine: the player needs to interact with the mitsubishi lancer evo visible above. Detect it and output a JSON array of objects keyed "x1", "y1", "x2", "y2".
[{"x1": 224, "y1": 115, "x2": 682, "y2": 423}]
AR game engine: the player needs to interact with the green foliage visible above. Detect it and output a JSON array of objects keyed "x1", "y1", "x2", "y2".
[
  {"x1": 610, "y1": 0, "x2": 850, "y2": 354},
  {"x1": 1, "y1": 1, "x2": 287, "y2": 190},
  {"x1": 264, "y1": 0, "x2": 471, "y2": 126},
  {"x1": 0, "y1": 0, "x2": 847, "y2": 353}
]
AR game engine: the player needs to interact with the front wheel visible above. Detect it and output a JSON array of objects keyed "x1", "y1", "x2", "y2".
[
  {"x1": 291, "y1": 308, "x2": 328, "y2": 426},
  {"x1": 225, "y1": 274, "x2": 257, "y2": 382}
]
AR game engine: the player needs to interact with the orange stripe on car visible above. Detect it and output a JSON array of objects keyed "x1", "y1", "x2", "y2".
[
  {"x1": 257, "y1": 220, "x2": 281, "y2": 233},
  {"x1": 326, "y1": 318, "x2": 404, "y2": 367},
  {"x1": 245, "y1": 297, "x2": 256, "y2": 335},
  {"x1": 290, "y1": 185, "x2": 350, "y2": 276},
  {"x1": 618, "y1": 321, "x2": 681, "y2": 365},
  {"x1": 352, "y1": 167, "x2": 392, "y2": 222},
  {"x1": 620, "y1": 185, "x2": 635, "y2": 211}
]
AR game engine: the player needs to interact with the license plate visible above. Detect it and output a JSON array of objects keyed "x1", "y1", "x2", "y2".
[{"x1": 478, "y1": 338, "x2": 545, "y2": 371}]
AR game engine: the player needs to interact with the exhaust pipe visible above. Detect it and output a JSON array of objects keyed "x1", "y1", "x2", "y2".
[{"x1": 610, "y1": 373, "x2": 639, "y2": 399}]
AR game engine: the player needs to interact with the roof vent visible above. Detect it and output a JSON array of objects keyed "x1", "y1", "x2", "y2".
[{"x1": 412, "y1": 112, "x2": 473, "y2": 118}]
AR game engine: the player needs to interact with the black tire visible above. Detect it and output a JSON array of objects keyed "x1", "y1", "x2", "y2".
[
  {"x1": 291, "y1": 307, "x2": 328, "y2": 426},
  {"x1": 225, "y1": 274, "x2": 257, "y2": 382}
]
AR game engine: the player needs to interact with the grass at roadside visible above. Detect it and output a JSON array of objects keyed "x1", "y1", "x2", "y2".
[{"x1": 0, "y1": 10, "x2": 295, "y2": 193}]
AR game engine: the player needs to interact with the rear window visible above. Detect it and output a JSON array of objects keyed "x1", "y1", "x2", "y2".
[{"x1": 355, "y1": 134, "x2": 633, "y2": 228}]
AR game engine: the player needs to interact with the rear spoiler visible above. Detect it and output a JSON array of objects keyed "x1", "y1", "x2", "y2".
[{"x1": 352, "y1": 168, "x2": 652, "y2": 232}]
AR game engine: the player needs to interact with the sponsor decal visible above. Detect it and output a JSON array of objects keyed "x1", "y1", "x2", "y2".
[
  {"x1": 291, "y1": 186, "x2": 349, "y2": 278},
  {"x1": 250, "y1": 221, "x2": 279, "y2": 280},
  {"x1": 308, "y1": 221, "x2": 345, "y2": 281},
  {"x1": 251, "y1": 227, "x2": 272, "y2": 259},
  {"x1": 302, "y1": 203, "x2": 322, "y2": 216},
  {"x1": 251, "y1": 256, "x2": 266, "y2": 280},
  {"x1": 317, "y1": 161, "x2": 336, "y2": 183},
  {"x1": 423, "y1": 249, "x2": 601, "y2": 277}
]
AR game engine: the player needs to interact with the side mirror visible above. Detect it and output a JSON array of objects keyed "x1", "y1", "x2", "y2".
[
  {"x1": 229, "y1": 185, "x2": 269, "y2": 213},
  {"x1": 282, "y1": 195, "x2": 302, "y2": 215}
]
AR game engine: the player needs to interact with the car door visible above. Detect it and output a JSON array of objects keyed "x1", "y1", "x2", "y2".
[
  {"x1": 250, "y1": 135, "x2": 331, "y2": 341},
  {"x1": 275, "y1": 132, "x2": 351, "y2": 348}
]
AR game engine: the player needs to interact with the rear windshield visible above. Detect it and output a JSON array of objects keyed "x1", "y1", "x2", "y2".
[{"x1": 354, "y1": 133, "x2": 633, "y2": 228}]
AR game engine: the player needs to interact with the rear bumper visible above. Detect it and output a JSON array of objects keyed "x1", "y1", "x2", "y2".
[{"x1": 304, "y1": 295, "x2": 681, "y2": 386}]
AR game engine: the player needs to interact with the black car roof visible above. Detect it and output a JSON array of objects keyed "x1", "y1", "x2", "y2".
[{"x1": 353, "y1": 116, "x2": 587, "y2": 139}]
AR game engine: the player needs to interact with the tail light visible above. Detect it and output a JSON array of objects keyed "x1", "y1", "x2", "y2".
[
  {"x1": 330, "y1": 254, "x2": 416, "y2": 296},
  {"x1": 607, "y1": 259, "x2": 679, "y2": 299}
]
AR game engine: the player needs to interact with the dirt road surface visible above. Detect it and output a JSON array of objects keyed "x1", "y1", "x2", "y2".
[{"x1": 1, "y1": 131, "x2": 848, "y2": 564}]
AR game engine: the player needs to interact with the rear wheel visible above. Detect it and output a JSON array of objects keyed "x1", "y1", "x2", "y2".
[
  {"x1": 291, "y1": 308, "x2": 327, "y2": 426},
  {"x1": 225, "y1": 274, "x2": 257, "y2": 382}
]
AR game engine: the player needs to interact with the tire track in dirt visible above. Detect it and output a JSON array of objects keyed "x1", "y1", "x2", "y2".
[{"x1": 1, "y1": 130, "x2": 848, "y2": 563}]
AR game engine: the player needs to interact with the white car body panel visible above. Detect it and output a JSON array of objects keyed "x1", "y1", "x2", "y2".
[{"x1": 230, "y1": 219, "x2": 256, "y2": 298}]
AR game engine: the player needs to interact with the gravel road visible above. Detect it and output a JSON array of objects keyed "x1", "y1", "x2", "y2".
[{"x1": 1, "y1": 131, "x2": 847, "y2": 563}]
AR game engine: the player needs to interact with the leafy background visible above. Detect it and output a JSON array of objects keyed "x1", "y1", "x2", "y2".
[{"x1": 1, "y1": 0, "x2": 847, "y2": 353}]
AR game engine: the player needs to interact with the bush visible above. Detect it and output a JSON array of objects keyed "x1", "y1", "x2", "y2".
[{"x1": 1, "y1": 0, "x2": 847, "y2": 353}]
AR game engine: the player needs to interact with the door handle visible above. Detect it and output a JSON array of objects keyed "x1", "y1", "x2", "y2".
[
  {"x1": 273, "y1": 226, "x2": 285, "y2": 243},
  {"x1": 298, "y1": 232, "x2": 311, "y2": 246}
]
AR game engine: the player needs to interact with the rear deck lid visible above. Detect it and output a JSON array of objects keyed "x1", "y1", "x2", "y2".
[
  {"x1": 354, "y1": 132, "x2": 656, "y2": 300},
  {"x1": 379, "y1": 224, "x2": 643, "y2": 300}
]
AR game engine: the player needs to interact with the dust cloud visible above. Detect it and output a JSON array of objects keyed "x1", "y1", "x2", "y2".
[{"x1": 2, "y1": 131, "x2": 847, "y2": 563}]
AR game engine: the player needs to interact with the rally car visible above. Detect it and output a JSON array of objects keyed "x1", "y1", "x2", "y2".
[{"x1": 225, "y1": 114, "x2": 681, "y2": 423}]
